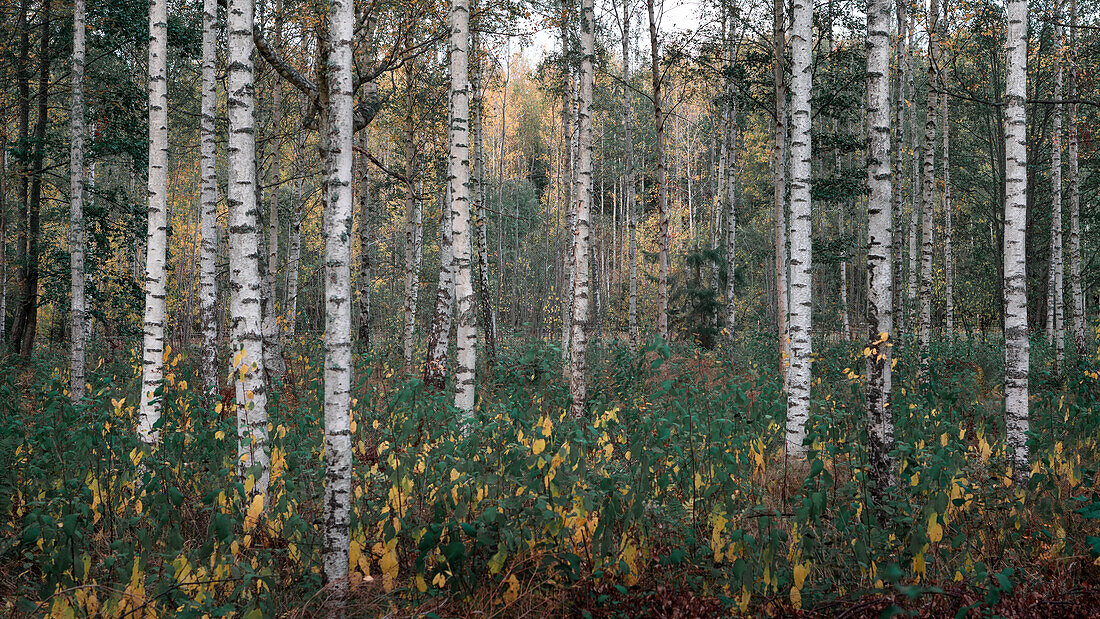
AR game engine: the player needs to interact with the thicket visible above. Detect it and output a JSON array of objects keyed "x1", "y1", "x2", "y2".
[{"x1": 2, "y1": 334, "x2": 1098, "y2": 616}]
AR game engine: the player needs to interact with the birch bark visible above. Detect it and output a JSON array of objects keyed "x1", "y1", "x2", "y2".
[
  {"x1": 1003, "y1": 0, "x2": 1030, "y2": 483},
  {"x1": 786, "y1": 0, "x2": 813, "y2": 456},
  {"x1": 322, "y1": 0, "x2": 354, "y2": 599},
  {"x1": 70, "y1": 0, "x2": 87, "y2": 403},
  {"x1": 866, "y1": 0, "x2": 895, "y2": 491},
  {"x1": 569, "y1": 0, "x2": 595, "y2": 418},
  {"x1": 200, "y1": 0, "x2": 219, "y2": 402},
  {"x1": 137, "y1": 0, "x2": 168, "y2": 445}
]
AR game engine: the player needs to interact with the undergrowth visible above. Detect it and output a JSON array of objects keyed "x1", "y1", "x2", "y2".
[{"x1": 1, "y1": 332, "x2": 1098, "y2": 616}]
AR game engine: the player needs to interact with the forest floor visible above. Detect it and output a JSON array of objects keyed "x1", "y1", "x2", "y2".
[{"x1": 1, "y1": 333, "x2": 1099, "y2": 617}]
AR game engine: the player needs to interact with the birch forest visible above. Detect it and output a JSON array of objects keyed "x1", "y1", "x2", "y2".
[{"x1": 4, "y1": 0, "x2": 1100, "y2": 614}]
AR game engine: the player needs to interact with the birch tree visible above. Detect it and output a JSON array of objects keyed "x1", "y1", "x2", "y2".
[
  {"x1": 1003, "y1": 0, "x2": 1030, "y2": 483},
  {"x1": 724, "y1": 13, "x2": 738, "y2": 337},
  {"x1": 569, "y1": 0, "x2": 595, "y2": 418},
  {"x1": 137, "y1": 0, "x2": 169, "y2": 446},
  {"x1": 69, "y1": 0, "x2": 87, "y2": 403},
  {"x1": 227, "y1": 0, "x2": 269, "y2": 500},
  {"x1": 785, "y1": 0, "x2": 812, "y2": 457},
  {"x1": 918, "y1": 0, "x2": 941, "y2": 379},
  {"x1": 322, "y1": 0, "x2": 355, "y2": 599},
  {"x1": 402, "y1": 62, "x2": 422, "y2": 369},
  {"x1": 425, "y1": 187, "x2": 455, "y2": 390},
  {"x1": 285, "y1": 124, "x2": 307, "y2": 339},
  {"x1": 942, "y1": 92, "x2": 953, "y2": 340},
  {"x1": 357, "y1": 130, "x2": 372, "y2": 346},
  {"x1": 1047, "y1": 6, "x2": 1065, "y2": 367},
  {"x1": 1068, "y1": 0, "x2": 1085, "y2": 357},
  {"x1": 865, "y1": 0, "x2": 895, "y2": 491},
  {"x1": 892, "y1": 0, "x2": 907, "y2": 333},
  {"x1": 472, "y1": 64, "x2": 498, "y2": 366},
  {"x1": 647, "y1": 0, "x2": 669, "y2": 341},
  {"x1": 449, "y1": 0, "x2": 478, "y2": 420},
  {"x1": 200, "y1": 0, "x2": 219, "y2": 402},
  {"x1": 773, "y1": 0, "x2": 789, "y2": 389}
]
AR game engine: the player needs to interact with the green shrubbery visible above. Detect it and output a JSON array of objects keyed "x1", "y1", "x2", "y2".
[{"x1": 2, "y1": 333, "x2": 1098, "y2": 616}]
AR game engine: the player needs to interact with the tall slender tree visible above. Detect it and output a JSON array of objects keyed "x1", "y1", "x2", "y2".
[
  {"x1": 357, "y1": 130, "x2": 372, "y2": 346},
  {"x1": 450, "y1": 0, "x2": 478, "y2": 420},
  {"x1": 402, "y1": 62, "x2": 422, "y2": 369},
  {"x1": 942, "y1": 92, "x2": 953, "y2": 340},
  {"x1": 70, "y1": 0, "x2": 87, "y2": 403},
  {"x1": 724, "y1": 11, "x2": 739, "y2": 338},
  {"x1": 773, "y1": 0, "x2": 789, "y2": 389},
  {"x1": 199, "y1": 0, "x2": 219, "y2": 403},
  {"x1": 785, "y1": 0, "x2": 813, "y2": 456},
  {"x1": 647, "y1": 0, "x2": 669, "y2": 341},
  {"x1": 569, "y1": 0, "x2": 595, "y2": 418},
  {"x1": 1068, "y1": 0, "x2": 1085, "y2": 357},
  {"x1": 322, "y1": 0, "x2": 355, "y2": 601},
  {"x1": 865, "y1": 0, "x2": 895, "y2": 492},
  {"x1": 1003, "y1": 0, "x2": 1029, "y2": 483},
  {"x1": 1047, "y1": 4, "x2": 1065, "y2": 367},
  {"x1": 227, "y1": 0, "x2": 270, "y2": 500},
  {"x1": 918, "y1": 0, "x2": 941, "y2": 379},
  {"x1": 137, "y1": 0, "x2": 167, "y2": 445}
]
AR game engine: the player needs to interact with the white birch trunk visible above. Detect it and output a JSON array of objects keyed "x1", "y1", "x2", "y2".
[
  {"x1": 472, "y1": 72, "x2": 497, "y2": 366},
  {"x1": 323, "y1": 0, "x2": 354, "y2": 599},
  {"x1": 620, "y1": 3, "x2": 638, "y2": 355},
  {"x1": 773, "y1": 0, "x2": 790, "y2": 390},
  {"x1": 866, "y1": 0, "x2": 895, "y2": 491},
  {"x1": 70, "y1": 0, "x2": 87, "y2": 403},
  {"x1": 942, "y1": 92, "x2": 953, "y2": 341},
  {"x1": 137, "y1": 0, "x2": 169, "y2": 446},
  {"x1": 918, "y1": 0, "x2": 940, "y2": 379},
  {"x1": 786, "y1": 0, "x2": 813, "y2": 457},
  {"x1": 892, "y1": 0, "x2": 906, "y2": 334},
  {"x1": 449, "y1": 0, "x2": 477, "y2": 420},
  {"x1": 200, "y1": 0, "x2": 219, "y2": 402},
  {"x1": 227, "y1": 0, "x2": 269, "y2": 502},
  {"x1": 356, "y1": 130, "x2": 372, "y2": 346},
  {"x1": 1049, "y1": 10, "x2": 1065, "y2": 367},
  {"x1": 787, "y1": 0, "x2": 814, "y2": 455},
  {"x1": 425, "y1": 187, "x2": 455, "y2": 390},
  {"x1": 1068, "y1": 0, "x2": 1085, "y2": 357},
  {"x1": 285, "y1": 127, "x2": 305, "y2": 339},
  {"x1": 647, "y1": 0, "x2": 669, "y2": 341},
  {"x1": 402, "y1": 63, "x2": 421, "y2": 369},
  {"x1": 905, "y1": 12, "x2": 918, "y2": 333},
  {"x1": 724, "y1": 21, "x2": 738, "y2": 338},
  {"x1": 1003, "y1": 0, "x2": 1030, "y2": 483},
  {"x1": 569, "y1": 0, "x2": 595, "y2": 418}
]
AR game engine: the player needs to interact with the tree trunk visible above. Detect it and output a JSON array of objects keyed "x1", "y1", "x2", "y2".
[
  {"x1": 70, "y1": 0, "x2": 87, "y2": 403},
  {"x1": 227, "y1": 0, "x2": 270, "y2": 503},
  {"x1": 261, "y1": 9, "x2": 286, "y2": 378},
  {"x1": 1003, "y1": 0, "x2": 1030, "y2": 483},
  {"x1": 905, "y1": 11, "x2": 918, "y2": 335},
  {"x1": 137, "y1": 0, "x2": 167, "y2": 445},
  {"x1": 322, "y1": 0, "x2": 354, "y2": 602},
  {"x1": 865, "y1": 0, "x2": 895, "y2": 493},
  {"x1": 425, "y1": 186, "x2": 455, "y2": 390},
  {"x1": 200, "y1": 0, "x2": 219, "y2": 403},
  {"x1": 560, "y1": 46, "x2": 575, "y2": 368},
  {"x1": 9, "y1": 0, "x2": 29, "y2": 354},
  {"x1": 918, "y1": 0, "x2": 940, "y2": 380},
  {"x1": 1048, "y1": 7, "x2": 1065, "y2": 367},
  {"x1": 402, "y1": 62, "x2": 422, "y2": 369},
  {"x1": 286, "y1": 124, "x2": 306, "y2": 339},
  {"x1": 1068, "y1": 0, "x2": 1085, "y2": 357},
  {"x1": 356, "y1": 129, "x2": 371, "y2": 347},
  {"x1": 942, "y1": 92, "x2": 953, "y2": 341},
  {"x1": 647, "y1": 0, "x2": 669, "y2": 341},
  {"x1": 773, "y1": 0, "x2": 790, "y2": 389},
  {"x1": 450, "y1": 0, "x2": 477, "y2": 420},
  {"x1": 619, "y1": 5, "x2": 638, "y2": 355},
  {"x1": 569, "y1": 0, "x2": 595, "y2": 418},
  {"x1": 785, "y1": 0, "x2": 813, "y2": 457},
  {"x1": 472, "y1": 66, "x2": 498, "y2": 366},
  {"x1": 725, "y1": 17, "x2": 738, "y2": 339},
  {"x1": 892, "y1": 0, "x2": 907, "y2": 334}
]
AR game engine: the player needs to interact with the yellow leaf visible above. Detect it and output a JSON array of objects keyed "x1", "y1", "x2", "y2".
[
  {"x1": 532, "y1": 439, "x2": 546, "y2": 455},
  {"x1": 790, "y1": 585, "x2": 802, "y2": 609},
  {"x1": 927, "y1": 512, "x2": 943, "y2": 543},
  {"x1": 245, "y1": 493, "x2": 264, "y2": 532},
  {"x1": 793, "y1": 563, "x2": 809, "y2": 590},
  {"x1": 503, "y1": 574, "x2": 520, "y2": 604}
]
